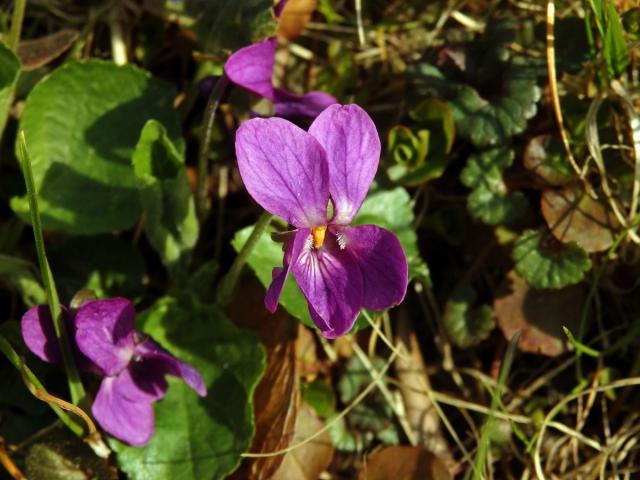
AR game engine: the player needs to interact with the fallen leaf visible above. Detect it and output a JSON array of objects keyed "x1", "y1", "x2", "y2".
[
  {"x1": 494, "y1": 270, "x2": 585, "y2": 356},
  {"x1": 541, "y1": 187, "x2": 618, "y2": 252},
  {"x1": 297, "y1": 323, "x2": 322, "y2": 381},
  {"x1": 359, "y1": 446, "x2": 451, "y2": 480},
  {"x1": 271, "y1": 403, "x2": 334, "y2": 480},
  {"x1": 17, "y1": 30, "x2": 79, "y2": 71},
  {"x1": 227, "y1": 278, "x2": 300, "y2": 479},
  {"x1": 277, "y1": 0, "x2": 317, "y2": 40}
]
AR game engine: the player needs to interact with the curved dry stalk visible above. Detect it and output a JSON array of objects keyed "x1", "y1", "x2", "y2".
[
  {"x1": 0, "y1": 439, "x2": 26, "y2": 480},
  {"x1": 546, "y1": 1, "x2": 591, "y2": 192}
]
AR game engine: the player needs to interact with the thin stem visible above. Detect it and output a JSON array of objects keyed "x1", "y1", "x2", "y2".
[
  {"x1": 196, "y1": 75, "x2": 230, "y2": 222},
  {"x1": 217, "y1": 211, "x2": 272, "y2": 305},
  {"x1": 7, "y1": 0, "x2": 26, "y2": 52},
  {"x1": 0, "y1": 336, "x2": 83, "y2": 436},
  {"x1": 17, "y1": 132, "x2": 86, "y2": 406}
]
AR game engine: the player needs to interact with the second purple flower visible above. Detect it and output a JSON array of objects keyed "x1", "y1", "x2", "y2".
[{"x1": 235, "y1": 103, "x2": 409, "y2": 337}]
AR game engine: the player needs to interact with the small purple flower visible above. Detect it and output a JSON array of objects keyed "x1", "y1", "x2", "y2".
[
  {"x1": 21, "y1": 298, "x2": 206, "y2": 446},
  {"x1": 235, "y1": 103, "x2": 409, "y2": 337},
  {"x1": 224, "y1": 37, "x2": 337, "y2": 120}
]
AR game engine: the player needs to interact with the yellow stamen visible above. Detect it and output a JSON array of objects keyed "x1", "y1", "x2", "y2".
[{"x1": 311, "y1": 225, "x2": 327, "y2": 248}]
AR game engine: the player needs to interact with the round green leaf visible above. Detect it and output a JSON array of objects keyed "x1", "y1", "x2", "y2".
[
  {"x1": 410, "y1": 21, "x2": 541, "y2": 148},
  {"x1": 460, "y1": 148, "x2": 528, "y2": 225},
  {"x1": 512, "y1": 230, "x2": 591, "y2": 289},
  {"x1": 523, "y1": 135, "x2": 574, "y2": 186},
  {"x1": 11, "y1": 60, "x2": 183, "y2": 234},
  {"x1": 443, "y1": 285, "x2": 495, "y2": 348},
  {"x1": 112, "y1": 295, "x2": 265, "y2": 480}
]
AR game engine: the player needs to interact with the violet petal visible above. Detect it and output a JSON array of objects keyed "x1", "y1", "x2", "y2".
[
  {"x1": 21, "y1": 305, "x2": 62, "y2": 364},
  {"x1": 92, "y1": 375, "x2": 155, "y2": 446},
  {"x1": 308, "y1": 104, "x2": 381, "y2": 224},
  {"x1": 291, "y1": 229, "x2": 363, "y2": 337},
  {"x1": 20, "y1": 305, "x2": 94, "y2": 370},
  {"x1": 135, "y1": 339, "x2": 207, "y2": 397},
  {"x1": 274, "y1": 0, "x2": 288, "y2": 17},
  {"x1": 265, "y1": 228, "x2": 309, "y2": 312},
  {"x1": 236, "y1": 117, "x2": 330, "y2": 228},
  {"x1": 74, "y1": 298, "x2": 136, "y2": 376},
  {"x1": 224, "y1": 38, "x2": 276, "y2": 101},
  {"x1": 274, "y1": 88, "x2": 337, "y2": 120},
  {"x1": 343, "y1": 225, "x2": 408, "y2": 310}
]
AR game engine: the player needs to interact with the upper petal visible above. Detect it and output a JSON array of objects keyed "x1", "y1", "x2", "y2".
[
  {"x1": 20, "y1": 305, "x2": 93, "y2": 370},
  {"x1": 236, "y1": 117, "x2": 330, "y2": 227},
  {"x1": 74, "y1": 298, "x2": 136, "y2": 376},
  {"x1": 21, "y1": 305, "x2": 62, "y2": 364},
  {"x1": 92, "y1": 375, "x2": 155, "y2": 446},
  {"x1": 343, "y1": 225, "x2": 408, "y2": 310},
  {"x1": 265, "y1": 229, "x2": 308, "y2": 312},
  {"x1": 134, "y1": 339, "x2": 207, "y2": 397},
  {"x1": 274, "y1": 89, "x2": 337, "y2": 120},
  {"x1": 308, "y1": 104, "x2": 381, "y2": 224},
  {"x1": 224, "y1": 38, "x2": 276, "y2": 100},
  {"x1": 291, "y1": 230, "x2": 363, "y2": 337}
]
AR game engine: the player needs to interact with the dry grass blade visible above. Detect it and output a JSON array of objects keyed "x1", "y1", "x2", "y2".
[{"x1": 545, "y1": 1, "x2": 589, "y2": 191}]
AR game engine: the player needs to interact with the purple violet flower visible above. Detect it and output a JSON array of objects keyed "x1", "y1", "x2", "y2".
[
  {"x1": 224, "y1": 37, "x2": 337, "y2": 120},
  {"x1": 21, "y1": 298, "x2": 206, "y2": 446},
  {"x1": 235, "y1": 103, "x2": 409, "y2": 337}
]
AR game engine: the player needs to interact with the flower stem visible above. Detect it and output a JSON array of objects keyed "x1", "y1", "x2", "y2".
[
  {"x1": 218, "y1": 212, "x2": 272, "y2": 305},
  {"x1": 16, "y1": 132, "x2": 86, "y2": 406},
  {"x1": 7, "y1": 0, "x2": 26, "y2": 52},
  {"x1": 0, "y1": 335, "x2": 83, "y2": 436},
  {"x1": 196, "y1": 74, "x2": 229, "y2": 222}
]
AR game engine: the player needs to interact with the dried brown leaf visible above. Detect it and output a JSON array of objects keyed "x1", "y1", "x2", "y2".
[
  {"x1": 277, "y1": 0, "x2": 317, "y2": 40},
  {"x1": 494, "y1": 270, "x2": 585, "y2": 356},
  {"x1": 358, "y1": 446, "x2": 451, "y2": 480},
  {"x1": 227, "y1": 279, "x2": 300, "y2": 479},
  {"x1": 271, "y1": 404, "x2": 334, "y2": 480},
  {"x1": 17, "y1": 30, "x2": 79, "y2": 71},
  {"x1": 541, "y1": 186, "x2": 618, "y2": 253}
]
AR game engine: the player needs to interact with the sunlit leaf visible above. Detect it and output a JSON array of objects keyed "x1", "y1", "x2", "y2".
[
  {"x1": 132, "y1": 119, "x2": 198, "y2": 272},
  {"x1": 494, "y1": 270, "x2": 584, "y2": 356},
  {"x1": 388, "y1": 99, "x2": 454, "y2": 186},
  {"x1": 604, "y1": 3, "x2": 629, "y2": 77},
  {"x1": 11, "y1": 60, "x2": 183, "y2": 234},
  {"x1": 112, "y1": 295, "x2": 265, "y2": 480},
  {"x1": 460, "y1": 148, "x2": 528, "y2": 225},
  {"x1": 512, "y1": 230, "x2": 591, "y2": 289},
  {"x1": 442, "y1": 285, "x2": 495, "y2": 348}
]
